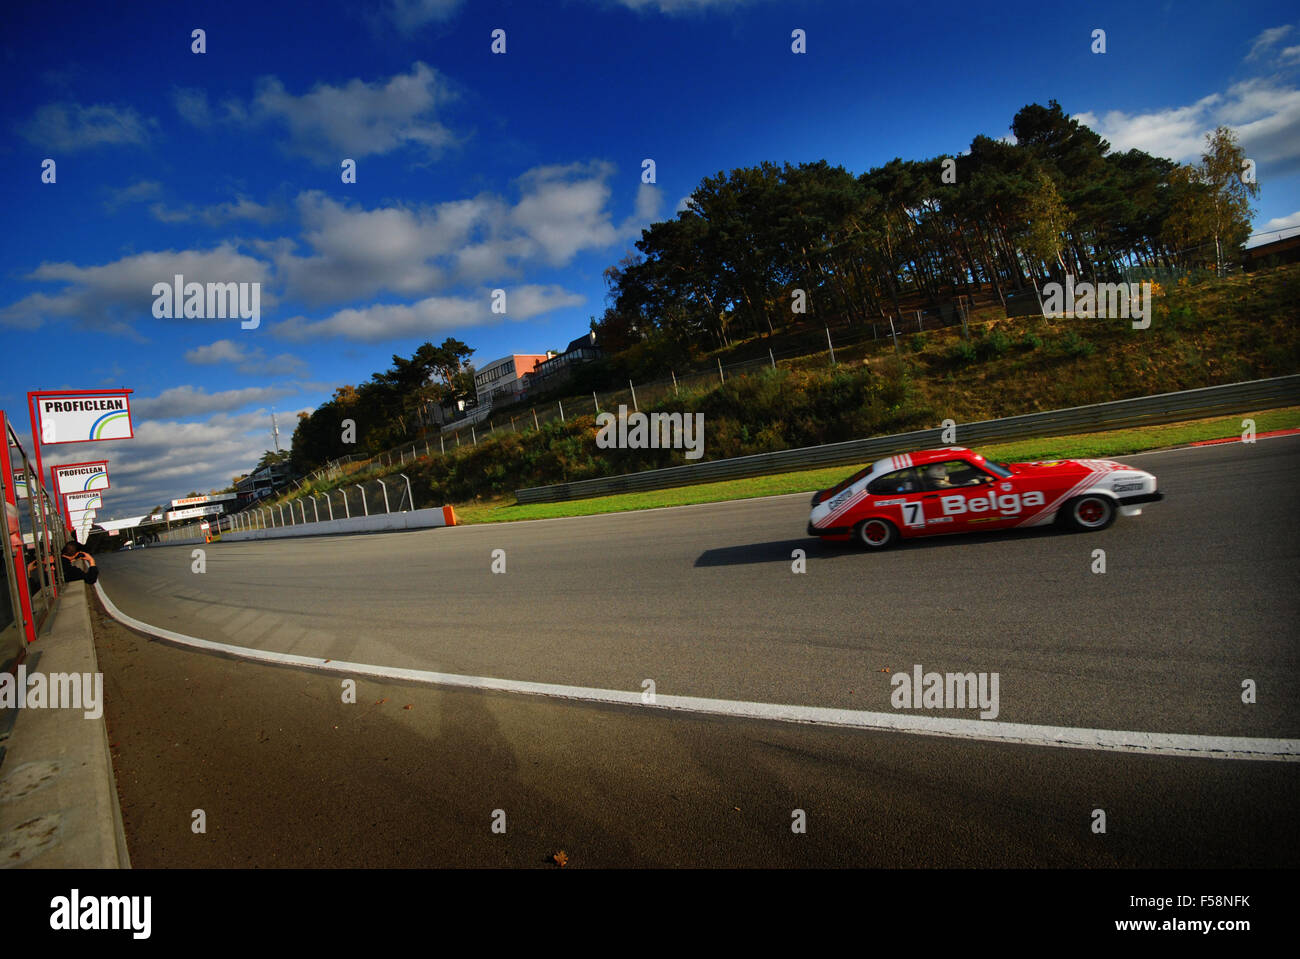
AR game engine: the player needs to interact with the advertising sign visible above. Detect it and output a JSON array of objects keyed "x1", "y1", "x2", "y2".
[
  {"x1": 65, "y1": 491, "x2": 104, "y2": 511},
  {"x1": 169, "y1": 492, "x2": 238, "y2": 508},
  {"x1": 52, "y1": 460, "x2": 110, "y2": 492},
  {"x1": 165, "y1": 504, "x2": 223, "y2": 522},
  {"x1": 33, "y1": 392, "x2": 134, "y2": 445}
]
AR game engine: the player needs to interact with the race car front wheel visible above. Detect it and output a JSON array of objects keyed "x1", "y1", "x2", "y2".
[
  {"x1": 854, "y1": 518, "x2": 898, "y2": 549},
  {"x1": 1062, "y1": 494, "x2": 1116, "y2": 532}
]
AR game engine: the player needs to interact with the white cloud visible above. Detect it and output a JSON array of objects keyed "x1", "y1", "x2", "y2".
[
  {"x1": 245, "y1": 62, "x2": 458, "y2": 163},
  {"x1": 1248, "y1": 209, "x2": 1300, "y2": 246},
  {"x1": 150, "y1": 196, "x2": 282, "y2": 226},
  {"x1": 511, "y1": 162, "x2": 622, "y2": 264},
  {"x1": 386, "y1": 0, "x2": 464, "y2": 32},
  {"x1": 102, "y1": 180, "x2": 162, "y2": 212},
  {"x1": 1074, "y1": 78, "x2": 1300, "y2": 175},
  {"x1": 273, "y1": 162, "x2": 637, "y2": 305},
  {"x1": 1247, "y1": 25, "x2": 1293, "y2": 60},
  {"x1": 274, "y1": 285, "x2": 585, "y2": 342},
  {"x1": 20, "y1": 102, "x2": 155, "y2": 151},
  {"x1": 606, "y1": 0, "x2": 766, "y2": 12},
  {"x1": 633, "y1": 182, "x2": 663, "y2": 222},
  {"x1": 132, "y1": 385, "x2": 296, "y2": 419},
  {"x1": 0, "y1": 244, "x2": 273, "y2": 333},
  {"x1": 81, "y1": 408, "x2": 309, "y2": 516},
  {"x1": 1261, "y1": 209, "x2": 1300, "y2": 231},
  {"x1": 184, "y1": 338, "x2": 307, "y2": 376},
  {"x1": 172, "y1": 87, "x2": 212, "y2": 126}
]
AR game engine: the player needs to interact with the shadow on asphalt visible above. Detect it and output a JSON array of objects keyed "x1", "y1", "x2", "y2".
[{"x1": 694, "y1": 525, "x2": 1083, "y2": 566}]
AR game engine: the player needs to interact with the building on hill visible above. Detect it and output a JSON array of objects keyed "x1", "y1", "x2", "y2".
[
  {"x1": 235, "y1": 460, "x2": 292, "y2": 501},
  {"x1": 1243, "y1": 233, "x2": 1300, "y2": 269},
  {"x1": 528, "y1": 332, "x2": 603, "y2": 391},
  {"x1": 473, "y1": 354, "x2": 550, "y2": 406}
]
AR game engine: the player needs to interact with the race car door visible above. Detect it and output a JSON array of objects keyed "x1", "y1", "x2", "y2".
[{"x1": 916, "y1": 458, "x2": 1013, "y2": 533}]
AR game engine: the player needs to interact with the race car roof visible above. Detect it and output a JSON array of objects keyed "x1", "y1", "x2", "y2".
[{"x1": 871, "y1": 447, "x2": 979, "y2": 474}]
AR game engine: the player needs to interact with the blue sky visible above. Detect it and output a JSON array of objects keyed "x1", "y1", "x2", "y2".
[{"x1": 3, "y1": 0, "x2": 1298, "y2": 516}]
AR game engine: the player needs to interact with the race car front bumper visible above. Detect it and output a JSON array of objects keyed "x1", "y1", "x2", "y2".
[
  {"x1": 808, "y1": 522, "x2": 850, "y2": 537},
  {"x1": 1117, "y1": 492, "x2": 1164, "y2": 506}
]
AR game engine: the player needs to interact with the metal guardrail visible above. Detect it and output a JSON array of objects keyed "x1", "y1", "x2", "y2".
[{"x1": 516, "y1": 375, "x2": 1300, "y2": 504}]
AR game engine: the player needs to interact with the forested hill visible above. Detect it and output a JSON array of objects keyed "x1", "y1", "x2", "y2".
[{"x1": 594, "y1": 101, "x2": 1258, "y2": 356}]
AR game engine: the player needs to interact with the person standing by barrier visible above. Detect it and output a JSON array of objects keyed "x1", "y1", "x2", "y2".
[{"x1": 60, "y1": 538, "x2": 98, "y2": 585}]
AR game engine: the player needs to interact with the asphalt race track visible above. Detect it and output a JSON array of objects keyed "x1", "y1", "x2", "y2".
[
  {"x1": 89, "y1": 437, "x2": 1300, "y2": 867},
  {"x1": 100, "y1": 438, "x2": 1300, "y2": 740}
]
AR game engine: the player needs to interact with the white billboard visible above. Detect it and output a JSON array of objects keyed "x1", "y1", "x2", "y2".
[
  {"x1": 165, "y1": 504, "x2": 224, "y2": 521},
  {"x1": 65, "y1": 491, "x2": 104, "y2": 511},
  {"x1": 53, "y1": 460, "x2": 110, "y2": 492},
  {"x1": 35, "y1": 393, "x2": 134, "y2": 445},
  {"x1": 169, "y1": 492, "x2": 238, "y2": 508}
]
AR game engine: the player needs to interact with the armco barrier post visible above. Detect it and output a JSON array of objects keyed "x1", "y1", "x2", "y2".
[
  {"x1": 341, "y1": 489, "x2": 350, "y2": 519},
  {"x1": 278, "y1": 504, "x2": 286, "y2": 527},
  {"x1": 310, "y1": 495, "x2": 320, "y2": 522},
  {"x1": 558, "y1": 401, "x2": 565, "y2": 422},
  {"x1": 376, "y1": 479, "x2": 391, "y2": 513},
  {"x1": 355, "y1": 484, "x2": 368, "y2": 517},
  {"x1": 826, "y1": 327, "x2": 836, "y2": 365},
  {"x1": 398, "y1": 474, "x2": 413, "y2": 511}
]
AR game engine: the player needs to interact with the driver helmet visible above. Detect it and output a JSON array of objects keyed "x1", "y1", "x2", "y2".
[{"x1": 925, "y1": 463, "x2": 948, "y2": 484}]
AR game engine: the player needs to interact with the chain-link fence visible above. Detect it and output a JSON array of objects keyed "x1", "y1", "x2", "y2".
[{"x1": 288, "y1": 299, "x2": 983, "y2": 500}]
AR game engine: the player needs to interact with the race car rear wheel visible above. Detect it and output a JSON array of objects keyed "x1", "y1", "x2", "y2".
[
  {"x1": 1062, "y1": 494, "x2": 1116, "y2": 532},
  {"x1": 854, "y1": 518, "x2": 898, "y2": 549}
]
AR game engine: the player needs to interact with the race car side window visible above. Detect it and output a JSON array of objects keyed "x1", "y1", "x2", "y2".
[
  {"x1": 923, "y1": 460, "x2": 996, "y2": 490},
  {"x1": 824, "y1": 466, "x2": 872, "y2": 499},
  {"x1": 868, "y1": 467, "x2": 922, "y2": 495}
]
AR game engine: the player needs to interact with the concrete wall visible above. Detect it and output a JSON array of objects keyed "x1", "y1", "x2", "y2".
[{"x1": 221, "y1": 506, "x2": 455, "y2": 542}]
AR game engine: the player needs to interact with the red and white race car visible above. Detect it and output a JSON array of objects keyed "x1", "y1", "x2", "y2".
[{"x1": 807, "y1": 447, "x2": 1163, "y2": 548}]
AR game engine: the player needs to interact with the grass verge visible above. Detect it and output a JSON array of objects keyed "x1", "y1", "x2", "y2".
[{"x1": 451, "y1": 406, "x2": 1299, "y2": 525}]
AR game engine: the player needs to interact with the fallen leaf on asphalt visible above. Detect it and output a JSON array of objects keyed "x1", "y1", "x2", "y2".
[
  {"x1": 375, "y1": 698, "x2": 388, "y2": 705},
  {"x1": 403, "y1": 704, "x2": 413, "y2": 710},
  {"x1": 552, "y1": 851, "x2": 568, "y2": 867}
]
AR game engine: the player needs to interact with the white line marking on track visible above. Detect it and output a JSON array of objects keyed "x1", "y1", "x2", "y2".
[{"x1": 95, "y1": 583, "x2": 1299, "y2": 763}]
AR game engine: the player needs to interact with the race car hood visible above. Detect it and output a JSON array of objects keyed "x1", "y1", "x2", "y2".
[{"x1": 1007, "y1": 457, "x2": 1159, "y2": 496}]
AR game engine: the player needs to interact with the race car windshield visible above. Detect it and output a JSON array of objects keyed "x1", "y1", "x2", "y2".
[{"x1": 983, "y1": 461, "x2": 1013, "y2": 478}]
